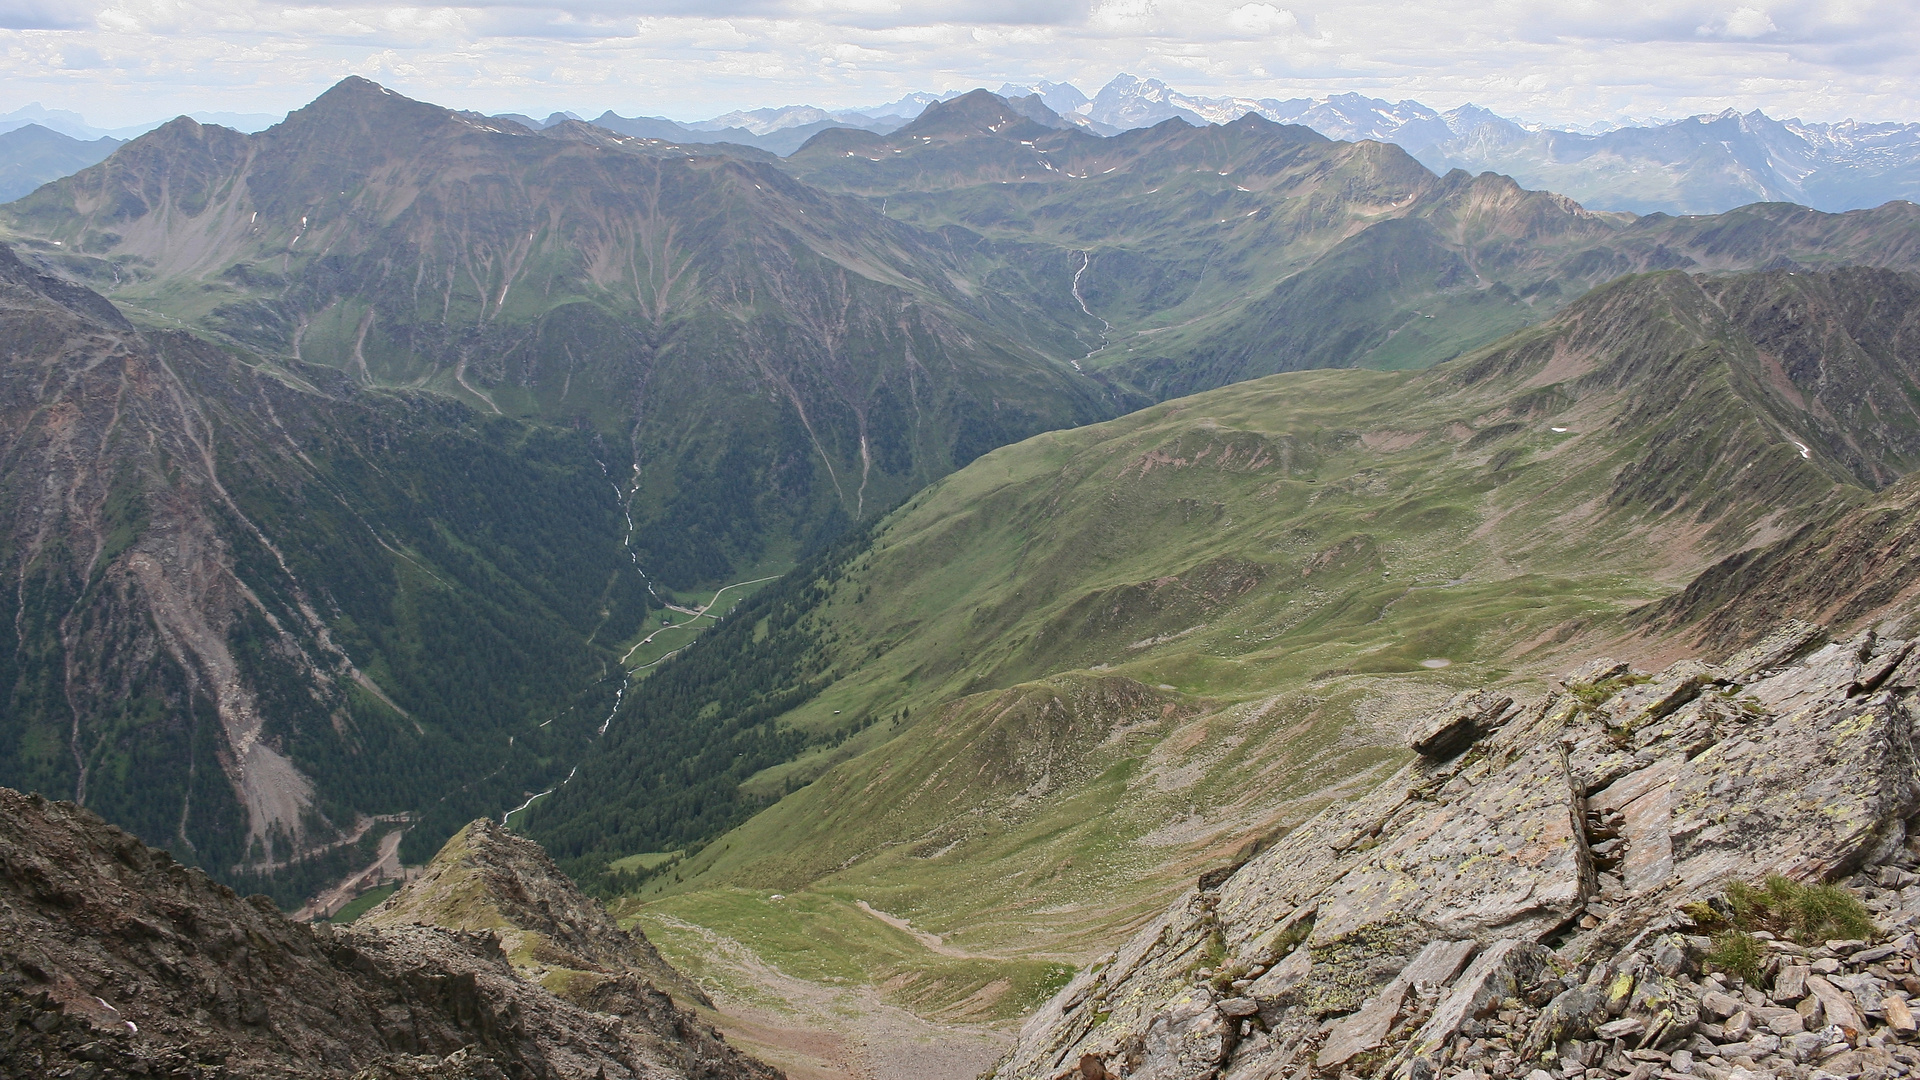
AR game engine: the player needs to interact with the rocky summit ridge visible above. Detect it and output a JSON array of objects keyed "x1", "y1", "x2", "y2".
[
  {"x1": 0, "y1": 786, "x2": 779, "y2": 1080},
  {"x1": 361, "y1": 819, "x2": 711, "y2": 1011},
  {"x1": 995, "y1": 621, "x2": 1920, "y2": 1080}
]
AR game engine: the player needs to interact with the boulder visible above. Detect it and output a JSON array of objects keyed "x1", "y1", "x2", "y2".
[
  {"x1": 1527, "y1": 983, "x2": 1612, "y2": 1051},
  {"x1": 1136, "y1": 988, "x2": 1232, "y2": 1080},
  {"x1": 1407, "y1": 691, "x2": 1512, "y2": 759}
]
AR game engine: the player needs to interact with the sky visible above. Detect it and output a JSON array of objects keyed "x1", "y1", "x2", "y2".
[{"x1": 0, "y1": 0, "x2": 1916, "y2": 129}]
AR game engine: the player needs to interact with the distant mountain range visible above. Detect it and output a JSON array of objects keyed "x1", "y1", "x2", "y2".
[
  {"x1": 496, "y1": 74, "x2": 1920, "y2": 216},
  {"x1": 0, "y1": 101, "x2": 283, "y2": 141},
  {"x1": 1069, "y1": 77, "x2": 1920, "y2": 215},
  {"x1": 5, "y1": 77, "x2": 1915, "y2": 214},
  {"x1": 0, "y1": 124, "x2": 119, "y2": 202}
]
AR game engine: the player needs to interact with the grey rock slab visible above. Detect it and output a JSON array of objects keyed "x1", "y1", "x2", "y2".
[
  {"x1": 1315, "y1": 940, "x2": 1476, "y2": 1068},
  {"x1": 1244, "y1": 941, "x2": 1312, "y2": 1005},
  {"x1": 1218, "y1": 997, "x2": 1260, "y2": 1019},
  {"x1": 1701, "y1": 991, "x2": 1744, "y2": 1021},
  {"x1": 1137, "y1": 986, "x2": 1232, "y2": 1080},
  {"x1": 1592, "y1": 755, "x2": 1685, "y2": 894},
  {"x1": 1744, "y1": 640, "x2": 1866, "y2": 715},
  {"x1": 1720, "y1": 622, "x2": 1827, "y2": 681},
  {"x1": 1407, "y1": 939, "x2": 1545, "y2": 1058},
  {"x1": 1605, "y1": 674, "x2": 1711, "y2": 730},
  {"x1": 1565, "y1": 658, "x2": 1632, "y2": 685},
  {"x1": 1591, "y1": 755, "x2": 1688, "y2": 816},
  {"x1": 1308, "y1": 737, "x2": 1585, "y2": 947},
  {"x1": 1805, "y1": 976, "x2": 1865, "y2": 1034},
  {"x1": 1776, "y1": 966, "x2": 1811, "y2": 1002},
  {"x1": 1667, "y1": 690, "x2": 1920, "y2": 892},
  {"x1": 1409, "y1": 691, "x2": 1512, "y2": 759},
  {"x1": 1529, "y1": 983, "x2": 1612, "y2": 1050},
  {"x1": 1598, "y1": 1017, "x2": 1648, "y2": 1039}
]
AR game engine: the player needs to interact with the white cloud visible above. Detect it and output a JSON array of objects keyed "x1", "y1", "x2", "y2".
[
  {"x1": 0, "y1": 0, "x2": 1912, "y2": 128},
  {"x1": 1700, "y1": 6, "x2": 1779, "y2": 37},
  {"x1": 1088, "y1": 0, "x2": 1157, "y2": 33},
  {"x1": 0, "y1": 0, "x2": 95, "y2": 29},
  {"x1": 1226, "y1": 3, "x2": 1295, "y2": 35}
]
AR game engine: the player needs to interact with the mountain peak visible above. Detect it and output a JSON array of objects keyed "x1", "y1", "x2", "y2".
[
  {"x1": 317, "y1": 74, "x2": 391, "y2": 99},
  {"x1": 281, "y1": 75, "x2": 451, "y2": 135},
  {"x1": 898, "y1": 88, "x2": 1056, "y2": 139}
]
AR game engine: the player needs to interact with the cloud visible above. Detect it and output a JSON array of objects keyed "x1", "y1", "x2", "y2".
[
  {"x1": 1699, "y1": 6, "x2": 1779, "y2": 38},
  {"x1": 0, "y1": 0, "x2": 96, "y2": 29},
  {"x1": 1226, "y1": 3, "x2": 1296, "y2": 35},
  {"x1": 1087, "y1": 0, "x2": 1157, "y2": 33},
  {"x1": 0, "y1": 0, "x2": 1913, "y2": 129}
]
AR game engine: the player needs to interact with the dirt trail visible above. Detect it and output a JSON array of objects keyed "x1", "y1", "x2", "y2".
[
  {"x1": 648, "y1": 914, "x2": 1009, "y2": 1080},
  {"x1": 852, "y1": 901, "x2": 1001, "y2": 961},
  {"x1": 621, "y1": 575, "x2": 781, "y2": 665}
]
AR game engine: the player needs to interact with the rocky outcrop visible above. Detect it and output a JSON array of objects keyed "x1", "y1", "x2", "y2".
[
  {"x1": 0, "y1": 786, "x2": 781, "y2": 1079},
  {"x1": 995, "y1": 623, "x2": 1920, "y2": 1080},
  {"x1": 361, "y1": 819, "x2": 710, "y2": 1009}
]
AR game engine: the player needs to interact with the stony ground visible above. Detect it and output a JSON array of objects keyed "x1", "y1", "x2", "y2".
[{"x1": 996, "y1": 621, "x2": 1920, "y2": 1080}]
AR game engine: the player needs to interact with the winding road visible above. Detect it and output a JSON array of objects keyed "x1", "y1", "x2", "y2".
[{"x1": 620, "y1": 574, "x2": 782, "y2": 665}]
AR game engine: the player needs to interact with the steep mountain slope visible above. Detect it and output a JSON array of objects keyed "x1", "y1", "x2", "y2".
[
  {"x1": 0, "y1": 238, "x2": 671, "y2": 903},
  {"x1": 786, "y1": 92, "x2": 1920, "y2": 402},
  {"x1": 0, "y1": 77, "x2": 1118, "y2": 589},
  {"x1": 0, "y1": 787, "x2": 779, "y2": 1079},
  {"x1": 531, "y1": 268, "x2": 1920, "y2": 1013},
  {"x1": 1640, "y1": 476, "x2": 1920, "y2": 654},
  {"x1": 0, "y1": 123, "x2": 119, "y2": 202}
]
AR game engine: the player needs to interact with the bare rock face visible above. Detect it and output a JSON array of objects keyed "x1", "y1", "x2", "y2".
[
  {"x1": 361, "y1": 819, "x2": 710, "y2": 1008},
  {"x1": 993, "y1": 626, "x2": 1920, "y2": 1080},
  {"x1": 0, "y1": 788, "x2": 781, "y2": 1080}
]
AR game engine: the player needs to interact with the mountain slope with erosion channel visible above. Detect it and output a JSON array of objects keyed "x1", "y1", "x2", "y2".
[{"x1": 0, "y1": 237, "x2": 670, "y2": 905}]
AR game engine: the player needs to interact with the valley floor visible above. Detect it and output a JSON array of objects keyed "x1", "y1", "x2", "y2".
[{"x1": 645, "y1": 909, "x2": 1011, "y2": 1080}]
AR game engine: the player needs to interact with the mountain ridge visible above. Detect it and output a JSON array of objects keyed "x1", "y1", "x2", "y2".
[
  {"x1": 0, "y1": 786, "x2": 780, "y2": 1078},
  {"x1": 784, "y1": 96, "x2": 1920, "y2": 403},
  {"x1": 2, "y1": 77, "x2": 1122, "y2": 587}
]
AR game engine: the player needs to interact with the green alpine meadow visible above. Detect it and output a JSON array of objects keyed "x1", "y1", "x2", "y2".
[{"x1": 5, "y1": 65, "x2": 1920, "y2": 1080}]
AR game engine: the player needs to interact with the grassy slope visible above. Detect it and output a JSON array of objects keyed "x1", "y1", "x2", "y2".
[{"x1": 608, "y1": 267, "x2": 1917, "y2": 1022}]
